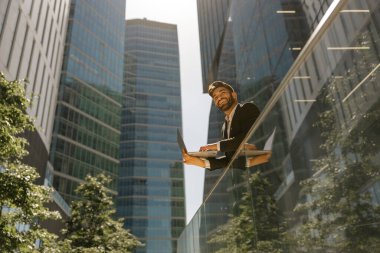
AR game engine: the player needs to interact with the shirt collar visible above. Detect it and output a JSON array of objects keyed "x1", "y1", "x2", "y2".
[{"x1": 225, "y1": 104, "x2": 238, "y2": 122}]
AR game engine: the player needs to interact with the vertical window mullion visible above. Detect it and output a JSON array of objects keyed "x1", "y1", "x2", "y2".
[
  {"x1": 6, "y1": 8, "x2": 21, "y2": 68},
  {"x1": 0, "y1": 0, "x2": 11, "y2": 42},
  {"x1": 16, "y1": 24, "x2": 29, "y2": 79}
]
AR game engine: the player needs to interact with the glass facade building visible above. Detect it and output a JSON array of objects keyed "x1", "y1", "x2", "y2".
[
  {"x1": 117, "y1": 19, "x2": 186, "y2": 253},
  {"x1": 48, "y1": 0, "x2": 125, "y2": 203},
  {"x1": 179, "y1": 0, "x2": 380, "y2": 252},
  {"x1": 197, "y1": 0, "x2": 231, "y2": 93},
  {"x1": 200, "y1": 0, "x2": 311, "y2": 199},
  {"x1": 0, "y1": 0, "x2": 71, "y2": 231},
  {"x1": 0, "y1": 0, "x2": 69, "y2": 184}
]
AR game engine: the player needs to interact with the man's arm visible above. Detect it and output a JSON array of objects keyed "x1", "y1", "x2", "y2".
[
  {"x1": 182, "y1": 153, "x2": 207, "y2": 168},
  {"x1": 182, "y1": 152, "x2": 229, "y2": 171},
  {"x1": 207, "y1": 156, "x2": 229, "y2": 170},
  {"x1": 199, "y1": 104, "x2": 260, "y2": 152},
  {"x1": 246, "y1": 152, "x2": 272, "y2": 167},
  {"x1": 199, "y1": 143, "x2": 218, "y2": 151}
]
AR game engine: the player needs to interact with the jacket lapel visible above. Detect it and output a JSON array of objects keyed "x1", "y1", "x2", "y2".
[{"x1": 229, "y1": 104, "x2": 242, "y2": 138}]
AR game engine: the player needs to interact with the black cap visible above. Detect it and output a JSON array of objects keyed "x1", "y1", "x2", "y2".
[{"x1": 208, "y1": 81, "x2": 235, "y2": 97}]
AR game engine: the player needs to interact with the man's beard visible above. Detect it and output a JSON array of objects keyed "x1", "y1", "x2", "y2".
[{"x1": 217, "y1": 96, "x2": 236, "y2": 112}]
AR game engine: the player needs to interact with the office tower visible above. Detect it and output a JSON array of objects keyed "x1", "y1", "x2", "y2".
[
  {"x1": 0, "y1": 0, "x2": 69, "y2": 183},
  {"x1": 48, "y1": 0, "x2": 125, "y2": 203},
  {"x1": 118, "y1": 19, "x2": 185, "y2": 253},
  {"x1": 197, "y1": 0, "x2": 231, "y2": 92},
  {"x1": 0, "y1": 0, "x2": 71, "y2": 224},
  {"x1": 199, "y1": 0, "x2": 311, "y2": 198}
]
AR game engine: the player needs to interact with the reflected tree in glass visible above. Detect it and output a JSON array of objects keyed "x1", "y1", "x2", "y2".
[
  {"x1": 287, "y1": 78, "x2": 380, "y2": 252},
  {"x1": 208, "y1": 171, "x2": 284, "y2": 253}
]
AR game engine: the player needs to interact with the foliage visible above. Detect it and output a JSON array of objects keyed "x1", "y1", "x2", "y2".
[
  {"x1": 0, "y1": 73, "x2": 61, "y2": 252},
  {"x1": 287, "y1": 81, "x2": 380, "y2": 252},
  {"x1": 59, "y1": 174, "x2": 143, "y2": 252},
  {"x1": 208, "y1": 171, "x2": 284, "y2": 253},
  {"x1": 0, "y1": 73, "x2": 33, "y2": 162}
]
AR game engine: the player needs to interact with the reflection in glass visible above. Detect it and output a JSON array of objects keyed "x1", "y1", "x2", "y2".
[
  {"x1": 286, "y1": 71, "x2": 380, "y2": 253},
  {"x1": 180, "y1": 0, "x2": 380, "y2": 252},
  {"x1": 208, "y1": 171, "x2": 284, "y2": 253}
]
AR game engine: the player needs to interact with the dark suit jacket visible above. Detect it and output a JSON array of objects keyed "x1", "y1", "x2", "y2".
[{"x1": 208, "y1": 102, "x2": 260, "y2": 170}]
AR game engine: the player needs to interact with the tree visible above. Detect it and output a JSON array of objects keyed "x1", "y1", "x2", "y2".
[
  {"x1": 60, "y1": 173, "x2": 142, "y2": 252},
  {"x1": 208, "y1": 171, "x2": 284, "y2": 253},
  {"x1": 287, "y1": 81, "x2": 380, "y2": 252},
  {"x1": 0, "y1": 73, "x2": 61, "y2": 252}
]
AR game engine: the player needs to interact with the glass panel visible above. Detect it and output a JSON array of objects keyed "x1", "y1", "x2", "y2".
[
  {"x1": 204, "y1": 167, "x2": 256, "y2": 252},
  {"x1": 247, "y1": 0, "x2": 380, "y2": 251},
  {"x1": 179, "y1": 0, "x2": 380, "y2": 252}
]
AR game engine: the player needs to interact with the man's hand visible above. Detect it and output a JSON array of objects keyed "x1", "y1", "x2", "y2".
[
  {"x1": 199, "y1": 143, "x2": 217, "y2": 152},
  {"x1": 182, "y1": 152, "x2": 207, "y2": 168},
  {"x1": 244, "y1": 143, "x2": 257, "y2": 150},
  {"x1": 247, "y1": 151, "x2": 272, "y2": 167}
]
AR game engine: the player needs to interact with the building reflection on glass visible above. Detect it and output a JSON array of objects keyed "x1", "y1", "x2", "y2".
[{"x1": 178, "y1": 0, "x2": 380, "y2": 252}]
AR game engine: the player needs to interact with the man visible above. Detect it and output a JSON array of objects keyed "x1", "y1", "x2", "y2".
[{"x1": 183, "y1": 81, "x2": 271, "y2": 170}]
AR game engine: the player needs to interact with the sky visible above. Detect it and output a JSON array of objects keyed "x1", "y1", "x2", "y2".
[{"x1": 125, "y1": 0, "x2": 211, "y2": 223}]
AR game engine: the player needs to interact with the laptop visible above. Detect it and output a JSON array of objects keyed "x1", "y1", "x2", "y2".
[
  {"x1": 177, "y1": 129, "x2": 217, "y2": 158},
  {"x1": 177, "y1": 128, "x2": 276, "y2": 158}
]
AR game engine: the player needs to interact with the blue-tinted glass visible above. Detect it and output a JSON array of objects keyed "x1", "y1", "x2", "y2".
[
  {"x1": 117, "y1": 19, "x2": 185, "y2": 253},
  {"x1": 49, "y1": 0, "x2": 125, "y2": 203}
]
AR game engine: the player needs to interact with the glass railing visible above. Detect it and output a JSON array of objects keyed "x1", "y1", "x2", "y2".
[{"x1": 178, "y1": 0, "x2": 380, "y2": 252}]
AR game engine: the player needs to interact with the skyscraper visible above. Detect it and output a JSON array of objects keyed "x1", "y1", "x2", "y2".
[
  {"x1": 198, "y1": 0, "x2": 311, "y2": 199},
  {"x1": 0, "y1": 0, "x2": 69, "y2": 185},
  {"x1": 118, "y1": 19, "x2": 186, "y2": 253},
  {"x1": 48, "y1": 0, "x2": 125, "y2": 203},
  {"x1": 197, "y1": 0, "x2": 231, "y2": 92},
  {"x1": 0, "y1": 0, "x2": 71, "y2": 223}
]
